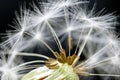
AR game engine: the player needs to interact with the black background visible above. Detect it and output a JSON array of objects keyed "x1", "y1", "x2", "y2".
[
  {"x1": 0, "y1": 0, "x2": 120, "y2": 33},
  {"x1": 0, "y1": 0, "x2": 120, "y2": 80}
]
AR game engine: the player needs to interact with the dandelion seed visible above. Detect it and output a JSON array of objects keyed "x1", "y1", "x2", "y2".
[{"x1": 0, "y1": 0, "x2": 120, "y2": 80}]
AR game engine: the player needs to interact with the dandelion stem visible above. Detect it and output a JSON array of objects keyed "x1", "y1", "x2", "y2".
[
  {"x1": 46, "y1": 20, "x2": 63, "y2": 50},
  {"x1": 64, "y1": 6, "x2": 72, "y2": 56},
  {"x1": 77, "y1": 43, "x2": 111, "y2": 67},
  {"x1": 73, "y1": 27, "x2": 93, "y2": 66},
  {"x1": 7, "y1": 37, "x2": 21, "y2": 66},
  {"x1": 40, "y1": 40, "x2": 57, "y2": 58},
  {"x1": 86, "y1": 56, "x2": 116, "y2": 69},
  {"x1": 16, "y1": 65, "x2": 40, "y2": 71},
  {"x1": 26, "y1": 32, "x2": 57, "y2": 58},
  {"x1": 12, "y1": 52, "x2": 49, "y2": 59},
  {"x1": 68, "y1": 34, "x2": 72, "y2": 56},
  {"x1": 12, "y1": 60, "x2": 45, "y2": 70},
  {"x1": 77, "y1": 27, "x2": 93, "y2": 57},
  {"x1": 89, "y1": 73, "x2": 120, "y2": 77},
  {"x1": 35, "y1": 9, "x2": 63, "y2": 50},
  {"x1": 74, "y1": 27, "x2": 84, "y2": 54}
]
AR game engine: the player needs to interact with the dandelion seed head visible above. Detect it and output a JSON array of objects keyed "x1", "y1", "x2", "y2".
[
  {"x1": 33, "y1": 33, "x2": 43, "y2": 40},
  {"x1": 1, "y1": 68, "x2": 17, "y2": 80},
  {"x1": 66, "y1": 26, "x2": 74, "y2": 32},
  {"x1": 58, "y1": 1, "x2": 71, "y2": 7},
  {"x1": 111, "y1": 56, "x2": 120, "y2": 65},
  {"x1": 0, "y1": 0, "x2": 120, "y2": 80},
  {"x1": 19, "y1": 28, "x2": 25, "y2": 36},
  {"x1": 37, "y1": 14, "x2": 50, "y2": 23},
  {"x1": 0, "y1": 55, "x2": 19, "y2": 80}
]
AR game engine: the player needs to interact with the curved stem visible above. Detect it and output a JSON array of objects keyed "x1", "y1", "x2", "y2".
[
  {"x1": 14, "y1": 65, "x2": 40, "y2": 72},
  {"x1": 25, "y1": 32, "x2": 57, "y2": 58},
  {"x1": 77, "y1": 43, "x2": 111, "y2": 67},
  {"x1": 33, "y1": 9, "x2": 63, "y2": 51},
  {"x1": 89, "y1": 73, "x2": 120, "y2": 77},
  {"x1": 40, "y1": 40, "x2": 57, "y2": 58},
  {"x1": 72, "y1": 27, "x2": 93, "y2": 66},
  {"x1": 77, "y1": 27, "x2": 93, "y2": 57},
  {"x1": 7, "y1": 37, "x2": 21, "y2": 66},
  {"x1": 74, "y1": 27, "x2": 84, "y2": 54},
  {"x1": 45, "y1": 20, "x2": 63, "y2": 50},
  {"x1": 86, "y1": 56, "x2": 116, "y2": 69},
  {"x1": 12, "y1": 60, "x2": 45, "y2": 70},
  {"x1": 64, "y1": 6, "x2": 72, "y2": 56},
  {"x1": 11, "y1": 52, "x2": 49, "y2": 59}
]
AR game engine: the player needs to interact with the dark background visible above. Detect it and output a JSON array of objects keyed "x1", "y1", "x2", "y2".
[
  {"x1": 0, "y1": 0, "x2": 120, "y2": 33},
  {"x1": 0, "y1": 0, "x2": 120, "y2": 80}
]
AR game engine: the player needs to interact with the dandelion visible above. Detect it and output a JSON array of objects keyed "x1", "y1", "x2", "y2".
[{"x1": 0, "y1": 0, "x2": 120, "y2": 80}]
